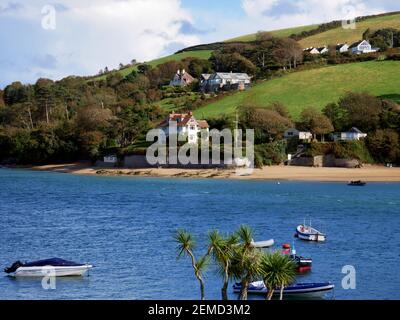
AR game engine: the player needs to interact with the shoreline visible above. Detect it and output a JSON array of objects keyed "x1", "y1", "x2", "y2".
[{"x1": 4, "y1": 163, "x2": 400, "y2": 182}]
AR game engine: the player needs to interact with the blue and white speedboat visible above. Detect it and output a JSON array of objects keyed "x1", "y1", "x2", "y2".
[
  {"x1": 4, "y1": 258, "x2": 93, "y2": 277},
  {"x1": 233, "y1": 281, "x2": 334, "y2": 298}
]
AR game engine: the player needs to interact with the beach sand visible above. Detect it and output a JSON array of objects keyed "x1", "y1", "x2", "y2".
[{"x1": 23, "y1": 163, "x2": 400, "y2": 182}]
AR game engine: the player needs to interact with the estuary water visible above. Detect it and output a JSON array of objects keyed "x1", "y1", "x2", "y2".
[{"x1": 0, "y1": 168, "x2": 399, "y2": 300}]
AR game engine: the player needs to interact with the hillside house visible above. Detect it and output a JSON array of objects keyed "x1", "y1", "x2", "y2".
[
  {"x1": 304, "y1": 47, "x2": 321, "y2": 55},
  {"x1": 284, "y1": 128, "x2": 313, "y2": 142},
  {"x1": 318, "y1": 46, "x2": 329, "y2": 54},
  {"x1": 200, "y1": 72, "x2": 251, "y2": 92},
  {"x1": 349, "y1": 40, "x2": 378, "y2": 54},
  {"x1": 170, "y1": 69, "x2": 195, "y2": 86},
  {"x1": 158, "y1": 112, "x2": 209, "y2": 144},
  {"x1": 333, "y1": 127, "x2": 367, "y2": 141},
  {"x1": 336, "y1": 43, "x2": 349, "y2": 53}
]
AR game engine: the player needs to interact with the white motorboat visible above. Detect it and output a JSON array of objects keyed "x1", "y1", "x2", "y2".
[
  {"x1": 251, "y1": 239, "x2": 275, "y2": 248},
  {"x1": 233, "y1": 281, "x2": 334, "y2": 298},
  {"x1": 4, "y1": 258, "x2": 93, "y2": 277},
  {"x1": 295, "y1": 222, "x2": 326, "y2": 242}
]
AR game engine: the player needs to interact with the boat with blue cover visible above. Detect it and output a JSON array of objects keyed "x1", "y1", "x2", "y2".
[
  {"x1": 4, "y1": 258, "x2": 93, "y2": 277},
  {"x1": 233, "y1": 281, "x2": 334, "y2": 298}
]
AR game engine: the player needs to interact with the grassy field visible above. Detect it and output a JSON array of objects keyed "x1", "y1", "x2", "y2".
[
  {"x1": 299, "y1": 13, "x2": 400, "y2": 48},
  {"x1": 226, "y1": 24, "x2": 319, "y2": 42},
  {"x1": 193, "y1": 60, "x2": 400, "y2": 120},
  {"x1": 91, "y1": 50, "x2": 212, "y2": 81}
]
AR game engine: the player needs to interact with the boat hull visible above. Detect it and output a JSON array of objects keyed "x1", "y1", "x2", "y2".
[
  {"x1": 13, "y1": 265, "x2": 92, "y2": 277},
  {"x1": 233, "y1": 281, "x2": 334, "y2": 298},
  {"x1": 296, "y1": 225, "x2": 326, "y2": 242}
]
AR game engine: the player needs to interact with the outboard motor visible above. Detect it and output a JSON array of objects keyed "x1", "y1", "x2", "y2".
[{"x1": 4, "y1": 261, "x2": 24, "y2": 274}]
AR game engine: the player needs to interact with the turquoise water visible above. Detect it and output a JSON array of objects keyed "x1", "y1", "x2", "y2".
[{"x1": 0, "y1": 168, "x2": 399, "y2": 300}]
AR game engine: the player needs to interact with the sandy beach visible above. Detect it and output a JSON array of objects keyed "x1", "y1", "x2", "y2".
[{"x1": 19, "y1": 162, "x2": 400, "y2": 182}]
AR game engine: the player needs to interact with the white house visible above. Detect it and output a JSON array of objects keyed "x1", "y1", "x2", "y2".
[
  {"x1": 104, "y1": 155, "x2": 118, "y2": 164},
  {"x1": 336, "y1": 43, "x2": 349, "y2": 53},
  {"x1": 304, "y1": 47, "x2": 321, "y2": 55},
  {"x1": 334, "y1": 127, "x2": 367, "y2": 141},
  {"x1": 158, "y1": 112, "x2": 209, "y2": 144},
  {"x1": 201, "y1": 72, "x2": 251, "y2": 92},
  {"x1": 349, "y1": 40, "x2": 378, "y2": 54},
  {"x1": 318, "y1": 46, "x2": 329, "y2": 54},
  {"x1": 284, "y1": 128, "x2": 313, "y2": 141}
]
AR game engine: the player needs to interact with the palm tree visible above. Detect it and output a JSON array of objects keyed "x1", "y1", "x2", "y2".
[
  {"x1": 229, "y1": 225, "x2": 263, "y2": 300},
  {"x1": 174, "y1": 229, "x2": 209, "y2": 300},
  {"x1": 207, "y1": 230, "x2": 239, "y2": 300},
  {"x1": 260, "y1": 251, "x2": 297, "y2": 300}
]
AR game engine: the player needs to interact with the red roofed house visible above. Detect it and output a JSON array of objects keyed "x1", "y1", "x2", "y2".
[{"x1": 158, "y1": 112, "x2": 209, "y2": 144}]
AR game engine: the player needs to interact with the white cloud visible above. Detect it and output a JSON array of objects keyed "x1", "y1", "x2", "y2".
[
  {"x1": 0, "y1": 0, "x2": 201, "y2": 84},
  {"x1": 241, "y1": 0, "x2": 385, "y2": 30}
]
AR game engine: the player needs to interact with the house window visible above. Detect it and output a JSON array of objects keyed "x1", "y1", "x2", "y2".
[{"x1": 190, "y1": 126, "x2": 195, "y2": 130}]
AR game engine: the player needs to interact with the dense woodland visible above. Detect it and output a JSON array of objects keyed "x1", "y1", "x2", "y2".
[{"x1": 1, "y1": 25, "x2": 400, "y2": 166}]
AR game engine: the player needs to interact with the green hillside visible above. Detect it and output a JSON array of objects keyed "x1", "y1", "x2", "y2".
[
  {"x1": 92, "y1": 50, "x2": 212, "y2": 81},
  {"x1": 226, "y1": 24, "x2": 318, "y2": 42},
  {"x1": 193, "y1": 60, "x2": 400, "y2": 119},
  {"x1": 299, "y1": 13, "x2": 400, "y2": 48}
]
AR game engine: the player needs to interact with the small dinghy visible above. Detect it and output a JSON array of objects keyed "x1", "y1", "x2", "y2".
[
  {"x1": 233, "y1": 281, "x2": 334, "y2": 298},
  {"x1": 4, "y1": 258, "x2": 93, "y2": 277},
  {"x1": 295, "y1": 222, "x2": 326, "y2": 242},
  {"x1": 251, "y1": 239, "x2": 275, "y2": 248},
  {"x1": 348, "y1": 180, "x2": 366, "y2": 186}
]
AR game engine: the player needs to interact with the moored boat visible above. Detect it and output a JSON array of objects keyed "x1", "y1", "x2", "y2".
[
  {"x1": 348, "y1": 180, "x2": 367, "y2": 186},
  {"x1": 282, "y1": 244, "x2": 312, "y2": 272},
  {"x1": 251, "y1": 239, "x2": 275, "y2": 248},
  {"x1": 4, "y1": 258, "x2": 93, "y2": 277},
  {"x1": 233, "y1": 281, "x2": 334, "y2": 298},
  {"x1": 295, "y1": 224, "x2": 326, "y2": 242}
]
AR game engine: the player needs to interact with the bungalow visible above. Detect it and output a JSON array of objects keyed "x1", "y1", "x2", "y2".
[
  {"x1": 304, "y1": 47, "x2": 321, "y2": 55},
  {"x1": 170, "y1": 69, "x2": 195, "y2": 86},
  {"x1": 336, "y1": 43, "x2": 349, "y2": 53},
  {"x1": 349, "y1": 40, "x2": 378, "y2": 54},
  {"x1": 334, "y1": 127, "x2": 367, "y2": 141},
  {"x1": 284, "y1": 128, "x2": 313, "y2": 142},
  {"x1": 158, "y1": 112, "x2": 209, "y2": 144},
  {"x1": 318, "y1": 46, "x2": 329, "y2": 54},
  {"x1": 201, "y1": 72, "x2": 251, "y2": 92}
]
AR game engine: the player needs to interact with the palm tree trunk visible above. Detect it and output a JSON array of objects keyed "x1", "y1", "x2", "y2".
[
  {"x1": 239, "y1": 279, "x2": 249, "y2": 300},
  {"x1": 222, "y1": 265, "x2": 229, "y2": 300},
  {"x1": 280, "y1": 285, "x2": 284, "y2": 300},
  {"x1": 267, "y1": 288, "x2": 275, "y2": 300},
  {"x1": 198, "y1": 274, "x2": 205, "y2": 301},
  {"x1": 188, "y1": 250, "x2": 205, "y2": 300}
]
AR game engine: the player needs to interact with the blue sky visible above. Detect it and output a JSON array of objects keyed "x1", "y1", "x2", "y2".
[{"x1": 0, "y1": 0, "x2": 399, "y2": 88}]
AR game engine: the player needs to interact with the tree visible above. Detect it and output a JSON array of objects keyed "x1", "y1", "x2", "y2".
[
  {"x1": 299, "y1": 107, "x2": 334, "y2": 141},
  {"x1": 34, "y1": 78, "x2": 56, "y2": 124},
  {"x1": 75, "y1": 106, "x2": 113, "y2": 132},
  {"x1": 260, "y1": 251, "x2": 297, "y2": 300},
  {"x1": 273, "y1": 38, "x2": 303, "y2": 69},
  {"x1": 240, "y1": 104, "x2": 293, "y2": 143},
  {"x1": 175, "y1": 230, "x2": 209, "y2": 300},
  {"x1": 229, "y1": 225, "x2": 262, "y2": 300},
  {"x1": 338, "y1": 92, "x2": 382, "y2": 132},
  {"x1": 210, "y1": 52, "x2": 257, "y2": 75},
  {"x1": 207, "y1": 230, "x2": 239, "y2": 300},
  {"x1": 323, "y1": 102, "x2": 346, "y2": 131},
  {"x1": 367, "y1": 129, "x2": 400, "y2": 163}
]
